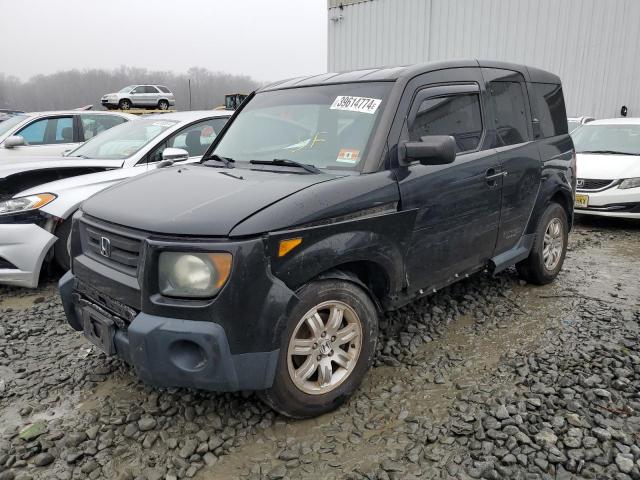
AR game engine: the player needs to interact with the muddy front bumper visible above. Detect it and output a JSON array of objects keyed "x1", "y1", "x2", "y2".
[{"x1": 60, "y1": 271, "x2": 282, "y2": 391}]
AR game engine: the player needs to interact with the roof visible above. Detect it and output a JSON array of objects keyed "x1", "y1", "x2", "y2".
[
  {"x1": 141, "y1": 110, "x2": 233, "y2": 121},
  {"x1": 260, "y1": 60, "x2": 561, "y2": 91},
  {"x1": 24, "y1": 110, "x2": 136, "y2": 117},
  {"x1": 588, "y1": 118, "x2": 640, "y2": 125}
]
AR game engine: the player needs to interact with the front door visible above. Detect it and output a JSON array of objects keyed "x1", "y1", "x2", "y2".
[{"x1": 395, "y1": 76, "x2": 504, "y2": 292}]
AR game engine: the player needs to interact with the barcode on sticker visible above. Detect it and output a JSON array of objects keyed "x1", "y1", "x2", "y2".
[{"x1": 330, "y1": 96, "x2": 381, "y2": 114}]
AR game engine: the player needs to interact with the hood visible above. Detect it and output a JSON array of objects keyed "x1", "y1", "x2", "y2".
[
  {"x1": 81, "y1": 164, "x2": 338, "y2": 236},
  {"x1": 0, "y1": 157, "x2": 124, "y2": 178},
  {"x1": 576, "y1": 153, "x2": 640, "y2": 180},
  {"x1": 18, "y1": 166, "x2": 147, "y2": 219}
]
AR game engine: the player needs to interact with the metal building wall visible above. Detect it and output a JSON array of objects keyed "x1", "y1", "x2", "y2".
[{"x1": 327, "y1": 0, "x2": 640, "y2": 118}]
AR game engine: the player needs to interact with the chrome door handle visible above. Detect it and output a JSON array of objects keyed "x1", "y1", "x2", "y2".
[{"x1": 486, "y1": 171, "x2": 508, "y2": 180}]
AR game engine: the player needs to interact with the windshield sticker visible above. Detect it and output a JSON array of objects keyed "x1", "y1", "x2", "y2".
[
  {"x1": 330, "y1": 96, "x2": 382, "y2": 114},
  {"x1": 336, "y1": 148, "x2": 360, "y2": 163}
]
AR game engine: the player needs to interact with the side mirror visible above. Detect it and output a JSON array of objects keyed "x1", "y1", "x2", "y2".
[
  {"x1": 161, "y1": 147, "x2": 189, "y2": 162},
  {"x1": 4, "y1": 135, "x2": 25, "y2": 149},
  {"x1": 400, "y1": 135, "x2": 456, "y2": 166}
]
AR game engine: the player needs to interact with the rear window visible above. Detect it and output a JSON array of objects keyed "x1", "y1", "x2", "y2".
[
  {"x1": 532, "y1": 83, "x2": 568, "y2": 138},
  {"x1": 157, "y1": 86, "x2": 171, "y2": 94}
]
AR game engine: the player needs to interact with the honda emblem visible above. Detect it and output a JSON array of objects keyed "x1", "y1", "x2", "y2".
[{"x1": 100, "y1": 237, "x2": 111, "y2": 258}]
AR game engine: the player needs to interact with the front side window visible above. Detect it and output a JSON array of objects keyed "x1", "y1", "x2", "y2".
[
  {"x1": 532, "y1": 83, "x2": 568, "y2": 138},
  {"x1": 67, "y1": 119, "x2": 177, "y2": 160},
  {"x1": 489, "y1": 81, "x2": 529, "y2": 146},
  {"x1": 80, "y1": 114, "x2": 128, "y2": 140},
  {"x1": 572, "y1": 124, "x2": 640, "y2": 155},
  {"x1": 409, "y1": 94, "x2": 483, "y2": 153},
  {"x1": 17, "y1": 116, "x2": 73, "y2": 145},
  {"x1": 147, "y1": 117, "x2": 229, "y2": 163},
  {"x1": 213, "y1": 82, "x2": 391, "y2": 170},
  {"x1": 131, "y1": 86, "x2": 145, "y2": 94}
]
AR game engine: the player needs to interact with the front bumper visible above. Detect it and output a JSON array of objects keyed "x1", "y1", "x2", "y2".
[
  {"x1": 60, "y1": 271, "x2": 281, "y2": 391},
  {"x1": 575, "y1": 186, "x2": 640, "y2": 219},
  {"x1": 0, "y1": 223, "x2": 56, "y2": 288}
]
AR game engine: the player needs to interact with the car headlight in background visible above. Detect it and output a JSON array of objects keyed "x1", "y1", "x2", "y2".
[
  {"x1": 0, "y1": 193, "x2": 56, "y2": 215},
  {"x1": 158, "y1": 252, "x2": 232, "y2": 298},
  {"x1": 619, "y1": 177, "x2": 640, "y2": 189}
]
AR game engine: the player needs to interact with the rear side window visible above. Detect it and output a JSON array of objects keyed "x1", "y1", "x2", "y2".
[
  {"x1": 532, "y1": 83, "x2": 568, "y2": 137},
  {"x1": 488, "y1": 81, "x2": 529, "y2": 145},
  {"x1": 144, "y1": 86, "x2": 159, "y2": 94},
  {"x1": 409, "y1": 93, "x2": 483, "y2": 153},
  {"x1": 157, "y1": 86, "x2": 171, "y2": 93}
]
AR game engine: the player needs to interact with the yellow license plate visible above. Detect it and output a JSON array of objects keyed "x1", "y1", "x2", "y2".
[{"x1": 575, "y1": 194, "x2": 589, "y2": 208}]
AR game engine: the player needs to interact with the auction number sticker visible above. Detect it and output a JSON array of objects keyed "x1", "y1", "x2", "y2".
[{"x1": 330, "y1": 96, "x2": 382, "y2": 114}]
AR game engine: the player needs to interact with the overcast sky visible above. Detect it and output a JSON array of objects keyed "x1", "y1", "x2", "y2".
[{"x1": 0, "y1": 0, "x2": 327, "y2": 82}]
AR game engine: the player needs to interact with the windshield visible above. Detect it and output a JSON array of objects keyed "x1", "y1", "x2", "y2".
[
  {"x1": 119, "y1": 86, "x2": 135, "y2": 93},
  {"x1": 0, "y1": 114, "x2": 27, "y2": 137},
  {"x1": 213, "y1": 82, "x2": 392, "y2": 171},
  {"x1": 572, "y1": 124, "x2": 640, "y2": 155},
  {"x1": 68, "y1": 119, "x2": 177, "y2": 160}
]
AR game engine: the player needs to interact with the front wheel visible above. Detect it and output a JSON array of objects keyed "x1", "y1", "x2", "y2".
[
  {"x1": 516, "y1": 202, "x2": 568, "y2": 285},
  {"x1": 259, "y1": 279, "x2": 378, "y2": 418},
  {"x1": 118, "y1": 99, "x2": 131, "y2": 110}
]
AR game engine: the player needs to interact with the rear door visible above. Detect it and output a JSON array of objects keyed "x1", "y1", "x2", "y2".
[
  {"x1": 394, "y1": 68, "x2": 504, "y2": 292},
  {"x1": 481, "y1": 68, "x2": 541, "y2": 254}
]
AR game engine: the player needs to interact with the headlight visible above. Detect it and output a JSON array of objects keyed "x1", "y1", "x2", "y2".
[
  {"x1": 0, "y1": 193, "x2": 56, "y2": 216},
  {"x1": 158, "y1": 252, "x2": 232, "y2": 298},
  {"x1": 619, "y1": 177, "x2": 640, "y2": 189}
]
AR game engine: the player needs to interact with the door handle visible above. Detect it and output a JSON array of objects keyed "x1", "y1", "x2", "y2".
[{"x1": 485, "y1": 169, "x2": 508, "y2": 180}]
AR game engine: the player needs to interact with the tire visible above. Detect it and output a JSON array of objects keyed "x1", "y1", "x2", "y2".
[
  {"x1": 157, "y1": 100, "x2": 169, "y2": 110},
  {"x1": 259, "y1": 279, "x2": 378, "y2": 418},
  {"x1": 118, "y1": 99, "x2": 131, "y2": 110},
  {"x1": 54, "y1": 218, "x2": 72, "y2": 271},
  {"x1": 516, "y1": 202, "x2": 568, "y2": 285}
]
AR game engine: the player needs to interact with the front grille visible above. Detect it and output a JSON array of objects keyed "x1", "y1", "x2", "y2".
[
  {"x1": 79, "y1": 217, "x2": 143, "y2": 276},
  {"x1": 577, "y1": 178, "x2": 616, "y2": 191}
]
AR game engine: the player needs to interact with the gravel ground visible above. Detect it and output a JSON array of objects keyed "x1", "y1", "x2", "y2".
[{"x1": 0, "y1": 216, "x2": 638, "y2": 480}]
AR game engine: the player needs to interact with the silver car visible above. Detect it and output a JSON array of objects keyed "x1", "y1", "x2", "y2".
[
  {"x1": 0, "y1": 110, "x2": 135, "y2": 160},
  {"x1": 101, "y1": 85, "x2": 176, "y2": 110},
  {"x1": 0, "y1": 110, "x2": 231, "y2": 288}
]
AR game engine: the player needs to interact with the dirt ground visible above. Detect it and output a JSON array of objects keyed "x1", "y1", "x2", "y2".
[{"x1": 0, "y1": 215, "x2": 638, "y2": 480}]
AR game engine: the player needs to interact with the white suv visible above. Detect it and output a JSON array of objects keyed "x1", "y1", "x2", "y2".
[{"x1": 101, "y1": 85, "x2": 176, "y2": 110}]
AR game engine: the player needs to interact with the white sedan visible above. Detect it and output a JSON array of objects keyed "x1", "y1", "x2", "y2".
[
  {"x1": 572, "y1": 118, "x2": 640, "y2": 219},
  {"x1": 0, "y1": 110, "x2": 231, "y2": 288}
]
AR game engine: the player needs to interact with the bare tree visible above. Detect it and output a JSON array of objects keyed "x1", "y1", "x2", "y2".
[{"x1": 0, "y1": 66, "x2": 262, "y2": 111}]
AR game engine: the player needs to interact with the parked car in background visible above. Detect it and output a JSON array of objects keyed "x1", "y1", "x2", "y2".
[
  {"x1": 572, "y1": 118, "x2": 640, "y2": 219},
  {"x1": 0, "y1": 110, "x2": 231, "y2": 288},
  {"x1": 0, "y1": 109, "x2": 24, "y2": 123},
  {"x1": 0, "y1": 111, "x2": 134, "y2": 160},
  {"x1": 59, "y1": 61, "x2": 574, "y2": 418},
  {"x1": 101, "y1": 85, "x2": 176, "y2": 110},
  {"x1": 567, "y1": 115, "x2": 595, "y2": 132}
]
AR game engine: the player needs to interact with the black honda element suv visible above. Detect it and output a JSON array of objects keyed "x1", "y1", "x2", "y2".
[{"x1": 60, "y1": 60, "x2": 575, "y2": 418}]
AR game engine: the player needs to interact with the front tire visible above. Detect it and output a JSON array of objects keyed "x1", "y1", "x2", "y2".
[
  {"x1": 516, "y1": 202, "x2": 568, "y2": 285},
  {"x1": 118, "y1": 99, "x2": 131, "y2": 110},
  {"x1": 259, "y1": 279, "x2": 378, "y2": 418}
]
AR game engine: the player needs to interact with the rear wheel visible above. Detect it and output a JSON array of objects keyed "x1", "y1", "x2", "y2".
[
  {"x1": 118, "y1": 99, "x2": 131, "y2": 110},
  {"x1": 259, "y1": 279, "x2": 378, "y2": 418},
  {"x1": 157, "y1": 100, "x2": 169, "y2": 110},
  {"x1": 516, "y1": 202, "x2": 568, "y2": 285},
  {"x1": 54, "y1": 218, "x2": 72, "y2": 271}
]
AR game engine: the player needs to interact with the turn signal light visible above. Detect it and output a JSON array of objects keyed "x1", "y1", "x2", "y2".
[{"x1": 278, "y1": 237, "x2": 302, "y2": 257}]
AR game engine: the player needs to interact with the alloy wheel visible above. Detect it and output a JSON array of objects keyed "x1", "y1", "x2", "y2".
[
  {"x1": 287, "y1": 300, "x2": 362, "y2": 395},
  {"x1": 543, "y1": 217, "x2": 563, "y2": 270}
]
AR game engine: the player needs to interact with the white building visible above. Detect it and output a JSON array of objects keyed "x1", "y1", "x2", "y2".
[{"x1": 327, "y1": 0, "x2": 640, "y2": 119}]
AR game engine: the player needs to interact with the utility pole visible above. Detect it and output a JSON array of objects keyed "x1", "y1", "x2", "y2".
[{"x1": 188, "y1": 79, "x2": 192, "y2": 110}]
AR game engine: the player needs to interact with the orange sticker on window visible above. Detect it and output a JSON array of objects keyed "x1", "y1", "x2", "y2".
[{"x1": 336, "y1": 148, "x2": 360, "y2": 163}]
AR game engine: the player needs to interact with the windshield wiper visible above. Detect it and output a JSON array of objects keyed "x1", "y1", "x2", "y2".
[
  {"x1": 577, "y1": 150, "x2": 638, "y2": 156},
  {"x1": 203, "y1": 154, "x2": 235, "y2": 168},
  {"x1": 249, "y1": 158, "x2": 321, "y2": 174}
]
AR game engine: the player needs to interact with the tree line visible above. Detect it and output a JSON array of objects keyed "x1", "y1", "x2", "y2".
[{"x1": 0, "y1": 66, "x2": 263, "y2": 111}]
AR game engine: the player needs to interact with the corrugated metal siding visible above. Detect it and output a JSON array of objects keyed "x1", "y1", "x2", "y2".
[{"x1": 328, "y1": 0, "x2": 640, "y2": 118}]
